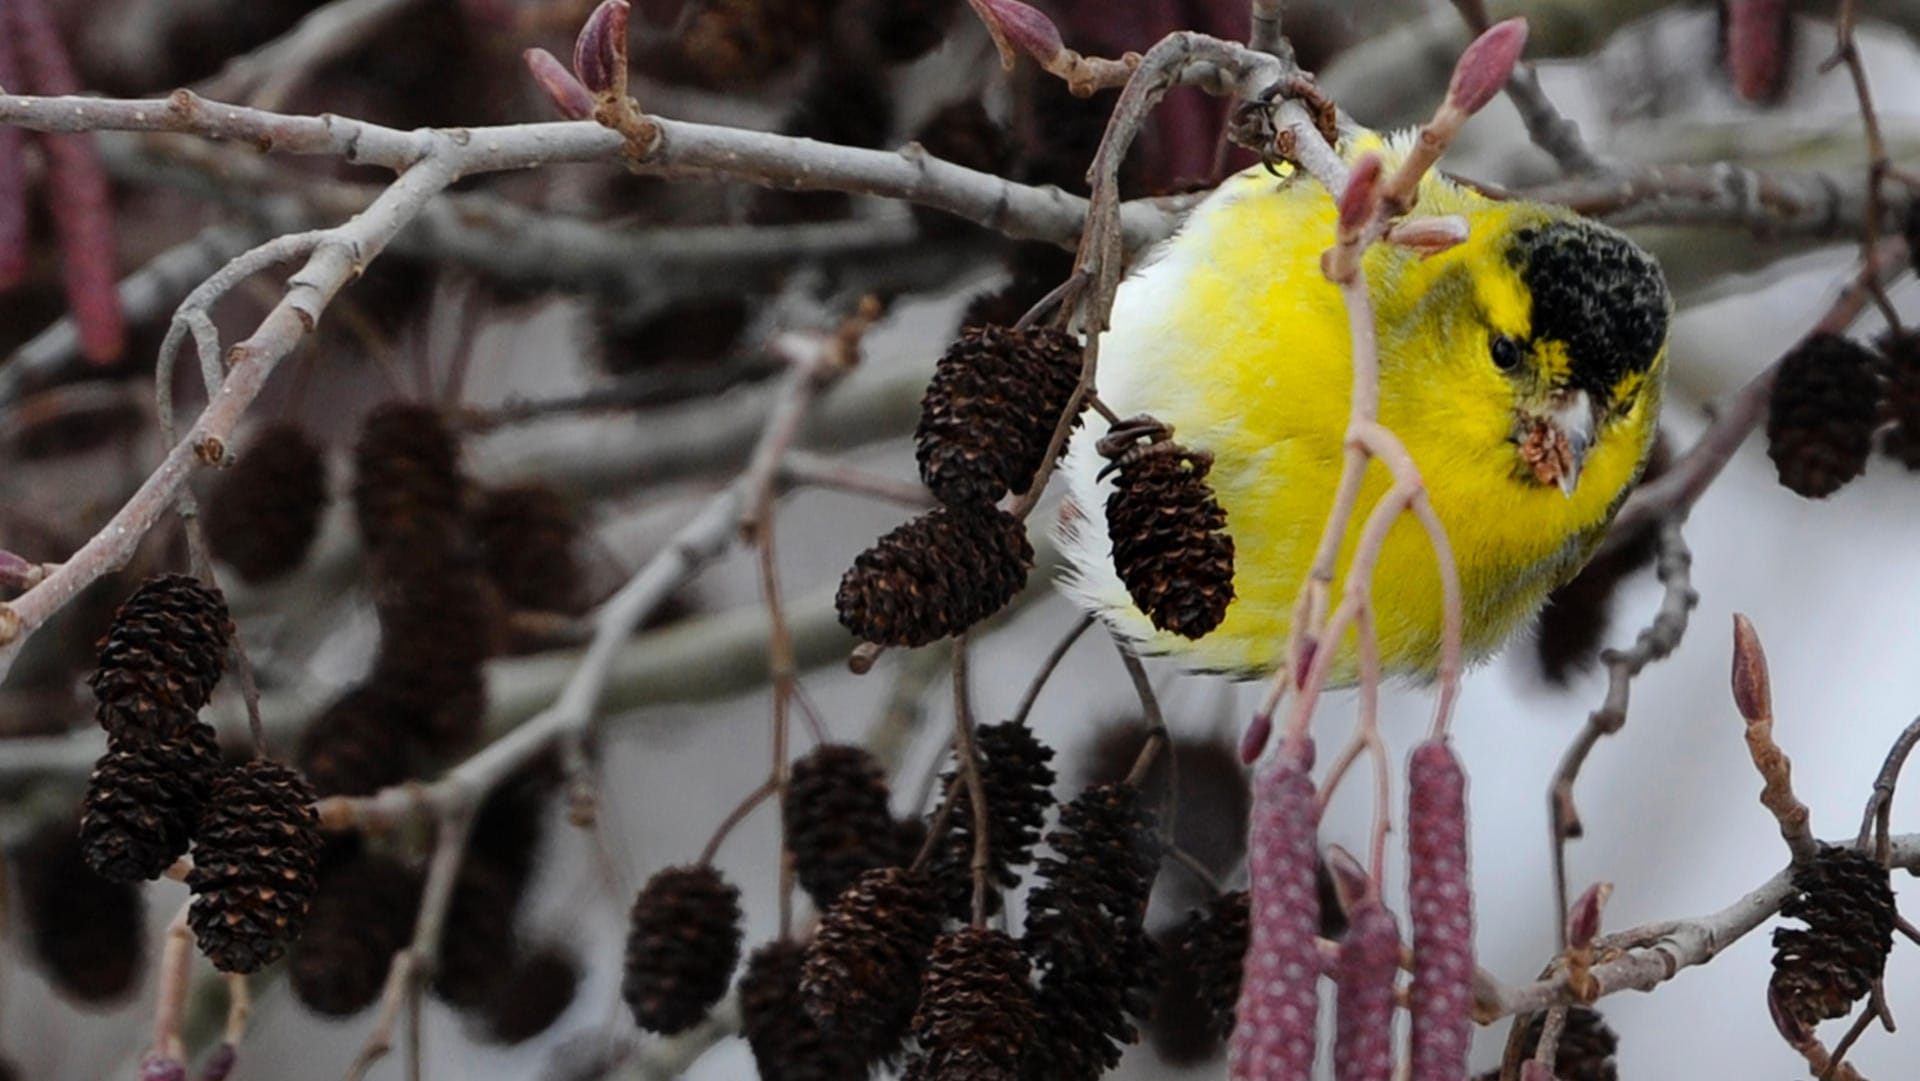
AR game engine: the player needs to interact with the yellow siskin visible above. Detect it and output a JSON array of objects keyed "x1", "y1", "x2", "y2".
[{"x1": 1059, "y1": 133, "x2": 1672, "y2": 680}]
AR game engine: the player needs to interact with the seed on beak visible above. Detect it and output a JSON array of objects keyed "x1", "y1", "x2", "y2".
[{"x1": 1518, "y1": 391, "x2": 1594, "y2": 497}]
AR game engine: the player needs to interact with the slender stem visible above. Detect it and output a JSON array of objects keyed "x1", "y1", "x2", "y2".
[
  {"x1": 950, "y1": 639, "x2": 992, "y2": 928},
  {"x1": 1855, "y1": 714, "x2": 1920, "y2": 861},
  {"x1": 149, "y1": 899, "x2": 194, "y2": 1062},
  {"x1": 698, "y1": 778, "x2": 778, "y2": 867},
  {"x1": 1010, "y1": 613, "x2": 1095, "y2": 727}
]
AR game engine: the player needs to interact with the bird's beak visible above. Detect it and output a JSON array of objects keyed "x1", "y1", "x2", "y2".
[{"x1": 1517, "y1": 390, "x2": 1595, "y2": 498}]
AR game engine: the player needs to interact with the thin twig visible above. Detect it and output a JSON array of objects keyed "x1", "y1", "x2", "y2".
[
  {"x1": 951, "y1": 638, "x2": 992, "y2": 928},
  {"x1": 1548, "y1": 518, "x2": 1695, "y2": 940},
  {"x1": 1856, "y1": 715, "x2": 1920, "y2": 860},
  {"x1": 1009, "y1": 613, "x2": 1095, "y2": 728}
]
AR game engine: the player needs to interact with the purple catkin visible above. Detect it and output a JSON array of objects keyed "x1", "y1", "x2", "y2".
[
  {"x1": 1229, "y1": 743, "x2": 1321, "y2": 1081},
  {"x1": 9, "y1": 0, "x2": 124, "y2": 363},
  {"x1": 1407, "y1": 740, "x2": 1474, "y2": 1081},
  {"x1": 1334, "y1": 900, "x2": 1401, "y2": 1081}
]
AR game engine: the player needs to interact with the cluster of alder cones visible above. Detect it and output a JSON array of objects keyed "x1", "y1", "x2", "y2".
[{"x1": 836, "y1": 322, "x2": 1236, "y2": 650}]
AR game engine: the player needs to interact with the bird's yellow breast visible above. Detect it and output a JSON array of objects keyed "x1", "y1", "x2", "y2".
[{"x1": 1060, "y1": 164, "x2": 1661, "y2": 679}]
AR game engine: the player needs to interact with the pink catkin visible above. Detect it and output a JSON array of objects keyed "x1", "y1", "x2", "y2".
[
  {"x1": 1229, "y1": 743, "x2": 1321, "y2": 1081},
  {"x1": 1726, "y1": 0, "x2": 1790, "y2": 104},
  {"x1": 1334, "y1": 900, "x2": 1401, "y2": 1081},
  {"x1": 1407, "y1": 740, "x2": 1474, "y2": 1081},
  {"x1": 9, "y1": 0, "x2": 124, "y2": 363},
  {"x1": 0, "y1": 0, "x2": 26, "y2": 291}
]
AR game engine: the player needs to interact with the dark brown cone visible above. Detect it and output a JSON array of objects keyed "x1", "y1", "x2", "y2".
[
  {"x1": 14, "y1": 816, "x2": 146, "y2": 1003},
  {"x1": 1173, "y1": 890, "x2": 1249, "y2": 1047},
  {"x1": 473, "y1": 483, "x2": 586, "y2": 615},
  {"x1": 288, "y1": 852, "x2": 422, "y2": 1016},
  {"x1": 1471, "y1": 1006, "x2": 1618, "y2": 1081},
  {"x1": 352, "y1": 401, "x2": 465, "y2": 558},
  {"x1": 296, "y1": 684, "x2": 423, "y2": 798},
  {"x1": 1021, "y1": 783, "x2": 1161, "y2": 1081},
  {"x1": 785, "y1": 744, "x2": 910, "y2": 911},
  {"x1": 88, "y1": 574, "x2": 232, "y2": 740},
  {"x1": 623, "y1": 864, "x2": 745, "y2": 1034},
  {"x1": 434, "y1": 766, "x2": 556, "y2": 1011},
  {"x1": 204, "y1": 423, "x2": 328, "y2": 584},
  {"x1": 80, "y1": 722, "x2": 221, "y2": 882},
  {"x1": 929, "y1": 720, "x2": 1056, "y2": 920},
  {"x1": 915, "y1": 325, "x2": 1084, "y2": 505},
  {"x1": 369, "y1": 558, "x2": 497, "y2": 754},
  {"x1": 739, "y1": 941, "x2": 867, "y2": 1081},
  {"x1": 186, "y1": 759, "x2": 324, "y2": 974},
  {"x1": 1766, "y1": 333, "x2": 1882, "y2": 499},
  {"x1": 482, "y1": 945, "x2": 581, "y2": 1044},
  {"x1": 1104, "y1": 442, "x2": 1235, "y2": 639},
  {"x1": 1878, "y1": 332, "x2": 1920, "y2": 469},
  {"x1": 904, "y1": 928, "x2": 1037, "y2": 1081},
  {"x1": 433, "y1": 858, "x2": 525, "y2": 1011},
  {"x1": 909, "y1": 99, "x2": 1012, "y2": 237},
  {"x1": 836, "y1": 504, "x2": 1033, "y2": 648},
  {"x1": 1769, "y1": 844, "x2": 1897, "y2": 1034},
  {"x1": 800, "y1": 866, "x2": 943, "y2": 1062}
]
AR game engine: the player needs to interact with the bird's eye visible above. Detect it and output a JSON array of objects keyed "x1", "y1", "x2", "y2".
[{"x1": 1490, "y1": 335, "x2": 1523, "y2": 373}]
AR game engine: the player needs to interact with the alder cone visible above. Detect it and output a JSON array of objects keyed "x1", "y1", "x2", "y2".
[
  {"x1": 915, "y1": 324, "x2": 1084, "y2": 505},
  {"x1": 204, "y1": 423, "x2": 328, "y2": 584},
  {"x1": 928, "y1": 719, "x2": 1056, "y2": 919},
  {"x1": 1104, "y1": 444, "x2": 1235, "y2": 639},
  {"x1": 623, "y1": 864, "x2": 744, "y2": 1034},
  {"x1": 784, "y1": 744, "x2": 909, "y2": 911},
  {"x1": 296, "y1": 683, "x2": 422, "y2": 798},
  {"x1": 15, "y1": 817, "x2": 146, "y2": 1003},
  {"x1": 352, "y1": 401, "x2": 465, "y2": 557},
  {"x1": 1473, "y1": 1007, "x2": 1618, "y2": 1081},
  {"x1": 89, "y1": 574, "x2": 232, "y2": 739},
  {"x1": 187, "y1": 759, "x2": 324, "y2": 974},
  {"x1": 835, "y1": 504, "x2": 1033, "y2": 647},
  {"x1": 1766, "y1": 333, "x2": 1882, "y2": 499},
  {"x1": 80, "y1": 722, "x2": 221, "y2": 882},
  {"x1": 1020, "y1": 782, "x2": 1161, "y2": 1081},
  {"x1": 904, "y1": 928, "x2": 1037, "y2": 1081},
  {"x1": 1174, "y1": 889, "x2": 1248, "y2": 1045},
  {"x1": 472, "y1": 483, "x2": 586, "y2": 614},
  {"x1": 482, "y1": 945, "x2": 581, "y2": 1044},
  {"x1": 434, "y1": 859, "x2": 526, "y2": 1011},
  {"x1": 1770, "y1": 844, "x2": 1897, "y2": 1034},
  {"x1": 739, "y1": 941, "x2": 867, "y2": 1081},
  {"x1": 800, "y1": 867, "x2": 943, "y2": 1062},
  {"x1": 289, "y1": 852, "x2": 422, "y2": 1016},
  {"x1": 1879, "y1": 332, "x2": 1920, "y2": 469}
]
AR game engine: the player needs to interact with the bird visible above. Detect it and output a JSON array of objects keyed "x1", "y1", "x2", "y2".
[{"x1": 1057, "y1": 132, "x2": 1672, "y2": 681}]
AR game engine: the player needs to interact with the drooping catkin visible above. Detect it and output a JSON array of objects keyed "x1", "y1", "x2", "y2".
[
  {"x1": 1334, "y1": 898, "x2": 1401, "y2": 1081},
  {"x1": 1407, "y1": 740, "x2": 1474, "y2": 1081},
  {"x1": 1229, "y1": 745, "x2": 1321, "y2": 1081}
]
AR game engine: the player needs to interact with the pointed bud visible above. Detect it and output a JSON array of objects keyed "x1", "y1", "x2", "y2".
[
  {"x1": 1387, "y1": 214, "x2": 1469, "y2": 255},
  {"x1": 1566, "y1": 881, "x2": 1611, "y2": 949},
  {"x1": 0, "y1": 549, "x2": 41, "y2": 590},
  {"x1": 966, "y1": 0, "x2": 1064, "y2": 73},
  {"x1": 1323, "y1": 844, "x2": 1371, "y2": 912},
  {"x1": 573, "y1": 0, "x2": 630, "y2": 97},
  {"x1": 1447, "y1": 17, "x2": 1528, "y2": 115},
  {"x1": 1726, "y1": 0, "x2": 1790, "y2": 103},
  {"x1": 524, "y1": 49, "x2": 596, "y2": 120},
  {"x1": 1767, "y1": 983, "x2": 1812, "y2": 1046},
  {"x1": 1337, "y1": 153, "x2": 1382, "y2": 236},
  {"x1": 1731, "y1": 614, "x2": 1771, "y2": 723},
  {"x1": 1240, "y1": 712, "x2": 1272, "y2": 764}
]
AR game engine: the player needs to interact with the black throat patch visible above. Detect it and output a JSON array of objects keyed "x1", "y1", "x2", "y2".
[{"x1": 1506, "y1": 220, "x2": 1669, "y2": 408}]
